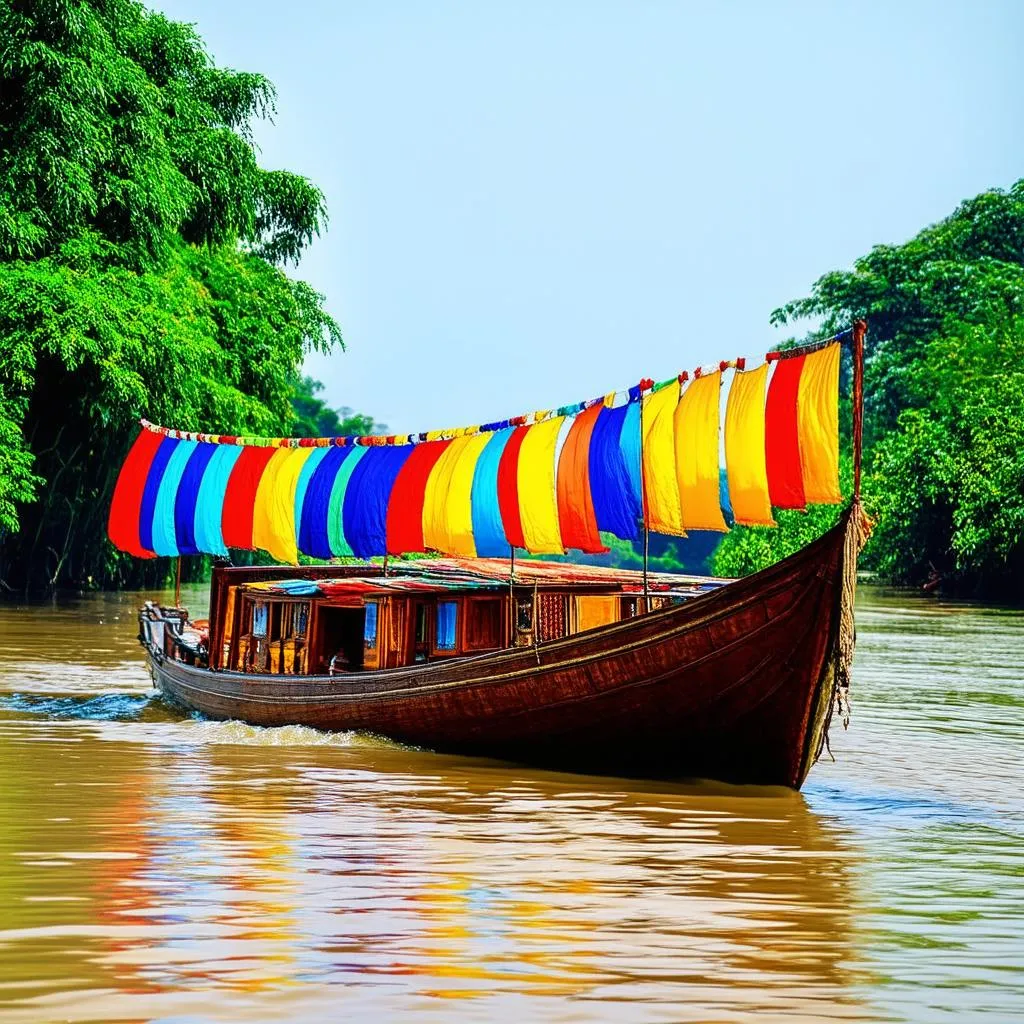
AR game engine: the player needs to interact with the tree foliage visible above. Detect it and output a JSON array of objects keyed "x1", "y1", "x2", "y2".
[
  {"x1": 771, "y1": 181, "x2": 1024, "y2": 449},
  {"x1": 290, "y1": 376, "x2": 386, "y2": 439},
  {"x1": 866, "y1": 315, "x2": 1024, "y2": 590},
  {"x1": 0, "y1": 0, "x2": 342, "y2": 591},
  {"x1": 712, "y1": 459, "x2": 851, "y2": 579},
  {"x1": 719, "y1": 180, "x2": 1024, "y2": 595}
]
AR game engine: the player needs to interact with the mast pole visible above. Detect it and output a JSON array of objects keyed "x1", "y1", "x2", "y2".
[
  {"x1": 642, "y1": 527, "x2": 649, "y2": 605},
  {"x1": 508, "y1": 546, "x2": 515, "y2": 647},
  {"x1": 637, "y1": 383, "x2": 649, "y2": 607},
  {"x1": 174, "y1": 556, "x2": 182, "y2": 609},
  {"x1": 852, "y1": 319, "x2": 867, "y2": 502}
]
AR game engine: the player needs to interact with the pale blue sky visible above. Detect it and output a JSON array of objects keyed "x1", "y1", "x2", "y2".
[{"x1": 159, "y1": 0, "x2": 1023, "y2": 435}]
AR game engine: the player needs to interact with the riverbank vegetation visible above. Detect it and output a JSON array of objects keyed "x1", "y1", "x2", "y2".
[
  {"x1": 1, "y1": 5, "x2": 1021, "y2": 596},
  {"x1": 0, "y1": 0, "x2": 341, "y2": 591},
  {"x1": 713, "y1": 181, "x2": 1024, "y2": 598}
]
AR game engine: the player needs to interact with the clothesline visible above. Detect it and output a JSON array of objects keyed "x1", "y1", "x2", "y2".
[
  {"x1": 110, "y1": 336, "x2": 846, "y2": 565},
  {"x1": 139, "y1": 330, "x2": 850, "y2": 450}
]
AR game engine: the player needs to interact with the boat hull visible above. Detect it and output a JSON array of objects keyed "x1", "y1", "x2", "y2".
[{"x1": 148, "y1": 507, "x2": 864, "y2": 788}]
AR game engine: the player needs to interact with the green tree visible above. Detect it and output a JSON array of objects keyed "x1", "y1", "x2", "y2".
[
  {"x1": 290, "y1": 376, "x2": 385, "y2": 439},
  {"x1": 866, "y1": 314, "x2": 1024, "y2": 591},
  {"x1": 0, "y1": 0, "x2": 341, "y2": 592},
  {"x1": 712, "y1": 458, "x2": 852, "y2": 578},
  {"x1": 719, "y1": 180, "x2": 1024, "y2": 594},
  {"x1": 771, "y1": 181, "x2": 1024, "y2": 450}
]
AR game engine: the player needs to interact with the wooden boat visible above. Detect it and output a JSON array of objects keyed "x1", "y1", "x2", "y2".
[
  {"x1": 140, "y1": 500, "x2": 869, "y2": 788},
  {"x1": 129, "y1": 323, "x2": 871, "y2": 789}
]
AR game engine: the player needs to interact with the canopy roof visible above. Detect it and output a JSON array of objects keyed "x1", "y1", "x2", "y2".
[
  {"x1": 108, "y1": 337, "x2": 846, "y2": 565},
  {"x1": 237, "y1": 557, "x2": 730, "y2": 601}
]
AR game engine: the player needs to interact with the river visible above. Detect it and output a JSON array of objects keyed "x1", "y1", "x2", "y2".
[{"x1": 0, "y1": 586, "x2": 1021, "y2": 1022}]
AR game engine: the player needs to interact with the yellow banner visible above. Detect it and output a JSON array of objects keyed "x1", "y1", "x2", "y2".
[
  {"x1": 517, "y1": 416, "x2": 566, "y2": 554},
  {"x1": 675, "y1": 371, "x2": 727, "y2": 532},
  {"x1": 423, "y1": 434, "x2": 491, "y2": 556},
  {"x1": 252, "y1": 447, "x2": 315, "y2": 563},
  {"x1": 725, "y1": 364, "x2": 775, "y2": 527},
  {"x1": 642, "y1": 383, "x2": 684, "y2": 535},
  {"x1": 798, "y1": 343, "x2": 841, "y2": 503}
]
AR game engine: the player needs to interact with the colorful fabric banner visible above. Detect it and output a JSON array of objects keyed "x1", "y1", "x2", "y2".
[
  {"x1": 798, "y1": 343, "x2": 842, "y2": 503},
  {"x1": 725, "y1": 364, "x2": 775, "y2": 527},
  {"x1": 619, "y1": 401, "x2": 643, "y2": 522},
  {"x1": 765, "y1": 355, "x2": 807, "y2": 509},
  {"x1": 518, "y1": 416, "x2": 566, "y2": 554},
  {"x1": 195, "y1": 444, "x2": 243, "y2": 555},
  {"x1": 138, "y1": 437, "x2": 178, "y2": 554},
  {"x1": 253, "y1": 447, "x2": 315, "y2": 563},
  {"x1": 423, "y1": 434, "x2": 491, "y2": 557},
  {"x1": 293, "y1": 447, "x2": 331, "y2": 543},
  {"x1": 343, "y1": 446, "x2": 410, "y2": 558},
  {"x1": 589, "y1": 403, "x2": 641, "y2": 540},
  {"x1": 299, "y1": 447, "x2": 351, "y2": 558},
  {"x1": 109, "y1": 341, "x2": 844, "y2": 564},
  {"x1": 675, "y1": 372, "x2": 728, "y2": 532},
  {"x1": 497, "y1": 426, "x2": 529, "y2": 549},
  {"x1": 386, "y1": 440, "x2": 452, "y2": 555},
  {"x1": 174, "y1": 441, "x2": 218, "y2": 555},
  {"x1": 470, "y1": 429, "x2": 514, "y2": 557},
  {"x1": 223, "y1": 446, "x2": 277, "y2": 549},
  {"x1": 642, "y1": 383, "x2": 684, "y2": 536},
  {"x1": 108, "y1": 429, "x2": 164, "y2": 558},
  {"x1": 152, "y1": 440, "x2": 197, "y2": 556},
  {"x1": 327, "y1": 445, "x2": 367, "y2": 557},
  {"x1": 556, "y1": 405, "x2": 605, "y2": 553}
]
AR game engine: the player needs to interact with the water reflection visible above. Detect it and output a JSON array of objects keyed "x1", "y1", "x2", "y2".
[
  {"x1": 0, "y1": 718, "x2": 863, "y2": 1021},
  {"x1": 1, "y1": 588, "x2": 1022, "y2": 1021}
]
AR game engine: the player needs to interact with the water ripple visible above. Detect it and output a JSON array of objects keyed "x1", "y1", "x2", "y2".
[{"x1": 0, "y1": 587, "x2": 1022, "y2": 1022}]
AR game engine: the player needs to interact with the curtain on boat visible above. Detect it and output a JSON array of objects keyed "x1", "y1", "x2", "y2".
[{"x1": 107, "y1": 342, "x2": 844, "y2": 564}]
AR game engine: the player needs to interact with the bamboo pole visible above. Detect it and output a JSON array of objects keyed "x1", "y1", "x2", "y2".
[
  {"x1": 852, "y1": 319, "x2": 867, "y2": 501},
  {"x1": 508, "y1": 546, "x2": 515, "y2": 647},
  {"x1": 637, "y1": 385, "x2": 649, "y2": 607}
]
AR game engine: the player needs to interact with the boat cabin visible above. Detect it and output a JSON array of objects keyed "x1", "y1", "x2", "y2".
[{"x1": 153, "y1": 559, "x2": 726, "y2": 676}]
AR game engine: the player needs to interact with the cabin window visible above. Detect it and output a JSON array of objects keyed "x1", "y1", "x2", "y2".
[
  {"x1": 412, "y1": 602, "x2": 430, "y2": 662},
  {"x1": 252, "y1": 602, "x2": 269, "y2": 638},
  {"x1": 516, "y1": 594, "x2": 533, "y2": 631},
  {"x1": 436, "y1": 601, "x2": 458, "y2": 651},
  {"x1": 264, "y1": 602, "x2": 310, "y2": 640},
  {"x1": 514, "y1": 591, "x2": 534, "y2": 647},
  {"x1": 464, "y1": 599, "x2": 502, "y2": 651},
  {"x1": 364, "y1": 602, "x2": 379, "y2": 648}
]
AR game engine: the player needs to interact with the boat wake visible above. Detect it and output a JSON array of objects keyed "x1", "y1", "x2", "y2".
[
  {"x1": 0, "y1": 689, "x2": 403, "y2": 750},
  {"x1": 167, "y1": 718, "x2": 368, "y2": 748},
  {"x1": 0, "y1": 691, "x2": 163, "y2": 722}
]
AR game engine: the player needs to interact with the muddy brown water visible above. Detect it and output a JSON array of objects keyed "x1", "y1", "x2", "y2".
[{"x1": 0, "y1": 586, "x2": 1021, "y2": 1022}]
